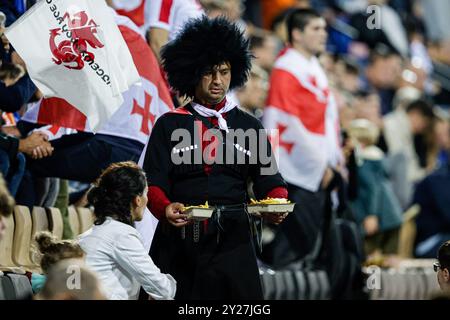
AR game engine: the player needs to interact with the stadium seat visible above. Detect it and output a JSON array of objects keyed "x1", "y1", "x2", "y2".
[
  {"x1": 368, "y1": 266, "x2": 441, "y2": 300},
  {"x1": 409, "y1": 270, "x2": 425, "y2": 300},
  {"x1": 31, "y1": 207, "x2": 49, "y2": 236},
  {"x1": 414, "y1": 270, "x2": 427, "y2": 300},
  {"x1": 282, "y1": 270, "x2": 297, "y2": 300},
  {"x1": 77, "y1": 207, "x2": 94, "y2": 234},
  {"x1": 0, "y1": 213, "x2": 16, "y2": 269},
  {"x1": 260, "y1": 269, "x2": 276, "y2": 300},
  {"x1": 273, "y1": 271, "x2": 286, "y2": 300},
  {"x1": 30, "y1": 207, "x2": 49, "y2": 265},
  {"x1": 394, "y1": 270, "x2": 408, "y2": 299},
  {"x1": 306, "y1": 271, "x2": 321, "y2": 300},
  {"x1": 292, "y1": 270, "x2": 307, "y2": 299},
  {"x1": 6, "y1": 274, "x2": 32, "y2": 299},
  {"x1": 260, "y1": 267, "x2": 331, "y2": 300},
  {"x1": 398, "y1": 205, "x2": 420, "y2": 258},
  {"x1": 0, "y1": 274, "x2": 16, "y2": 300},
  {"x1": 47, "y1": 207, "x2": 64, "y2": 240},
  {"x1": 316, "y1": 270, "x2": 331, "y2": 300},
  {"x1": 423, "y1": 268, "x2": 440, "y2": 298},
  {"x1": 0, "y1": 275, "x2": 5, "y2": 300},
  {"x1": 380, "y1": 270, "x2": 392, "y2": 300},
  {"x1": 68, "y1": 206, "x2": 80, "y2": 236},
  {"x1": 12, "y1": 206, "x2": 35, "y2": 268}
]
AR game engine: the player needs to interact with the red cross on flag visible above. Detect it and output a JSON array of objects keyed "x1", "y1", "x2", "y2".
[
  {"x1": 22, "y1": 10, "x2": 174, "y2": 145},
  {"x1": 131, "y1": 93, "x2": 155, "y2": 135},
  {"x1": 264, "y1": 47, "x2": 342, "y2": 192}
]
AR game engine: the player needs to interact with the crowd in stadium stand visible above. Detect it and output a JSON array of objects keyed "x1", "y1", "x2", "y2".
[{"x1": 0, "y1": 0, "x2": 450, "y2": 300}]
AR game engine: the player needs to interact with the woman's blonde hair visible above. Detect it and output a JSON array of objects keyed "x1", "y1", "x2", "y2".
[{"x1": 35, "y1": 231, "x2": 84, "y2": 274}]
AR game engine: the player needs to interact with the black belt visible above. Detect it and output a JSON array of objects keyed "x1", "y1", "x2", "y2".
[
  {"x1": 212, "y1": 204, "x2": 251, "y2": 240},
  {"x1": 181, "y1": 203, "x2": 249, "y2": 243},
  {"x1": 212, "y1": 203, "x2": 246, "y2": 214},
  {"x1": 180, "y1": 202, "x2": 262, "y2": 251}
]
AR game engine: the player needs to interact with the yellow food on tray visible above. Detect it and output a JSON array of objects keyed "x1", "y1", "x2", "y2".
[
  {"x1": 182, "y1": 201, "x2": 213, "y2": 221},
  {"x1": 183, "y1": 201, "x2": 210, "y2": 211},
  {"x1": 249, "y1": 197, "x2": 291, "y2": 205},
  {"x1": 247, "y1": 198, "x2": 295, "y2": 215}
]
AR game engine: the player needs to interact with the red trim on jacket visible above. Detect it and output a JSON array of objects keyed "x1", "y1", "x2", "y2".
[
  {"x1": 266, "y1": 187, "x2": 288, "y2": 199},
  {"x1": 147, "y1": 186, "x2": 171, "y2": 220}
]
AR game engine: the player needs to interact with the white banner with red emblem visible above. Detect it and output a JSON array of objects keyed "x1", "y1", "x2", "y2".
[
  {"x1": 5, "y1": 0, "x2": 140, "y2": 131},
  {"x1": 21, "y1": 11, "x2": 174, "y2": 146}
]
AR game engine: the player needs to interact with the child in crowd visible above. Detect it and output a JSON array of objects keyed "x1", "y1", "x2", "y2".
[{"x1": 348, "y1": 119, "x2": 403, "y2": 255}]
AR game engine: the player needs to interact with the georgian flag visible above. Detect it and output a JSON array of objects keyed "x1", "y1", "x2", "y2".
[
  {"x1": 5, "y1": 0, "x2": 140, "y2": 131},
  {"x1": 264, "y1": 48, "x2": 342, "y2": 192},
  {"x1": 22, "y1": 10, "x2": 174, "y2": 146},
  {"x1": 21, "y1": 10, "x2": 174, "y2": 251}
]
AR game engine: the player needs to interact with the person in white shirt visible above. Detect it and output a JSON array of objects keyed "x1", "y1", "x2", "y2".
[{"x1": 78, "y1": 161, "x2": 176, "y2": 300}]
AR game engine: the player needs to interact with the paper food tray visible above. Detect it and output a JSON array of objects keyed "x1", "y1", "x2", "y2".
[
  {"x1": 247, "y1": 203, "x2": 295, "y2": 215},
  {"x1": 184, "y1": 207, "x2": 214, "y2": 221}
]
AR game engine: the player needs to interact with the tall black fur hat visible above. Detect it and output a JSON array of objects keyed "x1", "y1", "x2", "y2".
[{"x1": 161, "y1": 16, "x2": 252, "y2": 97}]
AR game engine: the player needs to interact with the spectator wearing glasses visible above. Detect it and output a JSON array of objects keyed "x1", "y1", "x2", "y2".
[{"x1": 435, "y1": 240, "x2": 450, "y2": 291}]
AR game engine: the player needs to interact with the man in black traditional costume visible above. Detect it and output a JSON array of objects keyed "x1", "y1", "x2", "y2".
[{"x1": 143, "y1": 16, "x2": 288, "y2": 300}]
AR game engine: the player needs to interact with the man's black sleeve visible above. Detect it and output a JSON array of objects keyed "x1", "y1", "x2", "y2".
[
  {"x1": 0, "y1": 74, "x2": 36, "y2": 112},
  {"x1": 142, "y1": 114, "x2": 173, "y2": 194}
]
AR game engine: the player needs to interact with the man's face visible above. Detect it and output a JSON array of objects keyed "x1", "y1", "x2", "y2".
[
  {"x1": 294, "y1": 17, "x2": 327, "y2": 56},
  {"x1": 435, "y1": 119, "x2": 450, "y2": 150},
  {"x1": 240, "y1": 73, "x2": 267, "y2": 110},
  {"x1": 368, "y1": 55, "x2": 402, "y2": 89},
  {"x1": 132, "y1": 186, "x2": 148, "y2": 222},
  {"x1": 195, "y1": 62, "x2": 231, "y2": 105},
  {"x1": 353, "y1": 94, "x2": 382, "y2": 127}
]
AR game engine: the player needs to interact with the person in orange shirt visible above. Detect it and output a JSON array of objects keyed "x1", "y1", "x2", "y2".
[{"x1": 261, "y1": 0, "x2": 309, "y2": 29}]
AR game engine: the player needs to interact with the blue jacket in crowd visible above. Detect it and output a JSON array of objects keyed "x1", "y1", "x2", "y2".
[{"x1": 414, "y1": 162, "x2": 450, "y2": 245}]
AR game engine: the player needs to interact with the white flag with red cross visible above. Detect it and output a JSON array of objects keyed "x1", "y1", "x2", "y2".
[
  {"x1": 5, "y1": 0, "x2": 140, "y2": 131},
  {"x1": 21, "y1": 10, "x2": 174, "y2": 145},
  {"x1": 264, "y1": 48, "x2": 342, "y2": 192}
]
